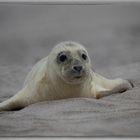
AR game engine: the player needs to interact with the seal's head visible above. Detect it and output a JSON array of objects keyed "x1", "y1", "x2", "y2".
[{"x1": 48, "y1": 41, "x2": 91, "y2": 84}]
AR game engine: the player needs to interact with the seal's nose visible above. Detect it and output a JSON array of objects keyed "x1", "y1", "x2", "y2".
[{"x1": 72, "y1": 65, "x2": 83, "y2": 73}]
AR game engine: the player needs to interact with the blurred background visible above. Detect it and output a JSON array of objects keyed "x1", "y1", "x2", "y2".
[{"x1": 0, "y1": 4, "x2": 140, "y2": 69}]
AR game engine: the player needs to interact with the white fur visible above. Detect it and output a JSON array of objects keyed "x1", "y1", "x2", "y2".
[{"x1": 0, "y1": 41, "x2": 133, "y2": 111}]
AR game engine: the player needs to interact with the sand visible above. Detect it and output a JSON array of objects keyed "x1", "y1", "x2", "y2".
[{"x1": 0, "y1": 4, "x2": 140, "y2": 136}]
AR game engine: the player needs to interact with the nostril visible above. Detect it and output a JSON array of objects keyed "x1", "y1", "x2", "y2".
[{"x1": 73, "y1": 65, "x2": 83, "y2": 72}]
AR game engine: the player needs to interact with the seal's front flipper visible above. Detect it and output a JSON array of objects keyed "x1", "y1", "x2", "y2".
[{"x1": 0, "y1": 87, "x2": 31, "y2": 111}]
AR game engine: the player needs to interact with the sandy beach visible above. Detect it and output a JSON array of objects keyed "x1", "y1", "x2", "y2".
[{"x1": 0, "y1": 3, "x2": 140, "y2": 136}]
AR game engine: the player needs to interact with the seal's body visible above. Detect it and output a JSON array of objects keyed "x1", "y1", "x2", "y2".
[{"x1": 0, "y1": 42, "x2": 133, "y2": 111}]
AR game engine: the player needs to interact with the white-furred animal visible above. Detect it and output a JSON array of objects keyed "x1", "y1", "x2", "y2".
[{"x1": 0, "y1": 41, "x2": 133, "y2": 111}]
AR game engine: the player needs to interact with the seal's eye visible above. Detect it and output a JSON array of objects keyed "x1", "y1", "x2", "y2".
[
  {"x1": 81, "y1": 53, "x2": 87, "y2": 60},
  {"x1": 59, "y1": 54, "x2": 67, "y2": 63}
]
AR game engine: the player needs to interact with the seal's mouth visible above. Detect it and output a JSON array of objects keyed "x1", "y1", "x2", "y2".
[
  {"x1": 74, "y1": 75, "x2": 82, "y2": 79},
  {"x1": 72, "y1": 70, "x2": 85, "y2": 79},
  {"x1": 61, "y1": 73, "x2": 85, "y2": 84}
]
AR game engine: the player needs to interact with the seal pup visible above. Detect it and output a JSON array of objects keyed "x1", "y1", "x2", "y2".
[{"x1": 0, "y1": 41, "x2": 133, "y2": 111}]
